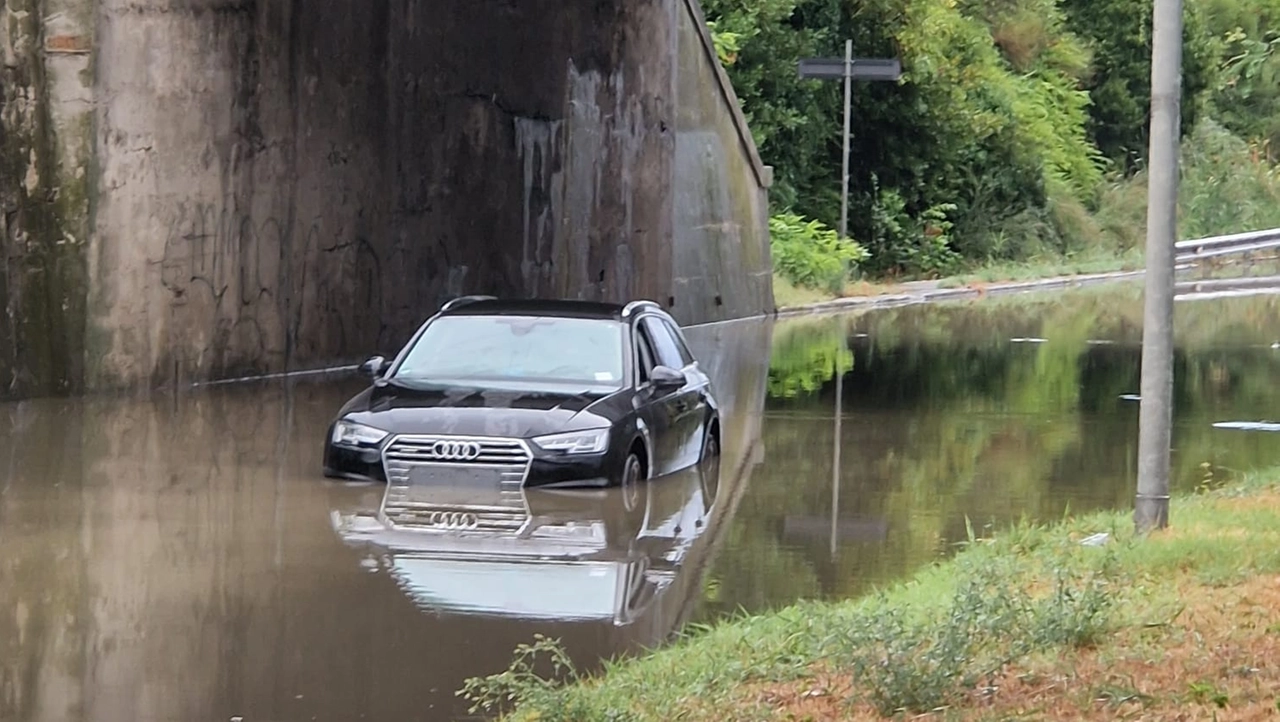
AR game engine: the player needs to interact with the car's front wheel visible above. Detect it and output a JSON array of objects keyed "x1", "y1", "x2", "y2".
[
  {"x1": 699, "y1": 425, "x2": 722, "y2": 511},
  {"x1": 621, "y1": 452, "x2": 645, "y2": 512},
  {"x1": 700, "y1": 427, "x2": 720, "y2": 461},
  {"x1": 606, "y1": 451, "x2": 648, "y2": 548}
]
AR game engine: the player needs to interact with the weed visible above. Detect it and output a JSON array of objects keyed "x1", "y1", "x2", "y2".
[
  {"x1": 1187, "y1": 680, "x2": 1230, "y2": 708},
  {"x1": 1094, "y1": 683, "x2": 1154, "y2": 708},
  {"x1": 457, "y1": 634, "x2": 593, "y2": 721}
]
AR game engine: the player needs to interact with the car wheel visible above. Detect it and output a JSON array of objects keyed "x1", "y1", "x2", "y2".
[
  {"x1": 621, "y1": 452, "x2": 645, "y2": 512},
  {"x1": 700, "y1": 427, "x2": 720, "y2": 461},
  {"x1": 699, "y1": 428, "x2": 722, "y2": 510}
]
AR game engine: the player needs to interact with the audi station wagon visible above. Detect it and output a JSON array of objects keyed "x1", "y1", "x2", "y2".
[{"x1": 322, "y1": 297, "x2": 722, "y2": 502}]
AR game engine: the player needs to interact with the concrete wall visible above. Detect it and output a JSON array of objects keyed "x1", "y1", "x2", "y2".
[
  {"x1": 672, "y1": 0, "x2": 774, "y2": 324},
  {"x1": 1, "y1": 0, "x2": 95, "y2": 396},
  {"x1": 1, "y1": 0, "x2": 773, "y2": 399}
]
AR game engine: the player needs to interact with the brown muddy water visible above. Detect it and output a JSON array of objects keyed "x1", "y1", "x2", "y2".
[{"x1": 5, "y1": 284, "x2": 1280, "y2": 721}]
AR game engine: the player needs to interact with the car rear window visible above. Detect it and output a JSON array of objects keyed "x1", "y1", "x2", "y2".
[{"x1": 394, "y1": 315, "x2": 625, "y2": 386}]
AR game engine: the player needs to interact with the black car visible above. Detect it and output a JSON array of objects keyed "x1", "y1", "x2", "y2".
[{"x1": 322, "y1": 297, "x2": 721, "y2": 495}]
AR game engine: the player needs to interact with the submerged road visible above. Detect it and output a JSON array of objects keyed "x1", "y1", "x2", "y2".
[
  {"x1": 0, "y1": 320, "x2": 774, "y2": 722},
  {"x1": 7, "y1": 285, "x2": 1280, "y2": 721}
]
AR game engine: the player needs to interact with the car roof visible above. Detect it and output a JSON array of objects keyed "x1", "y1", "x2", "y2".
[{"x1": 439, "y1": 298, "x2": 634, "y2": 321}]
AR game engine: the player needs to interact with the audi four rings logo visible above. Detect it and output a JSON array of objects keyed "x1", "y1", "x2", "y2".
[
  {"x1": 429, "y1": 440, "x2": 483, "y2": 460},
  {"x1": 427, "y1": 511, "x2": 479, "y2": 529}
]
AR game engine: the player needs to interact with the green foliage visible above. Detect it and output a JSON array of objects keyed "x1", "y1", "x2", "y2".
[
  {"x1": 457, "y1": 634, "x2": 590, "y2": 721},
  {"x1": 863, "y1": 181, "x2": 961, "y2": 275},
  {"x1": 1083, "y1": 117, "x2": 1280, "y2": 252},
  {"x1": 706, "y1": 20, "x2": 743, "y2": 66},
  {"x1": 765, "y1": 315, "x2": 854, "y2": 399},
  {"x1": 768, "y1": 211, "x2": 869, "y2": 291},
  {"x1": 1178, "y1": 118, "x2": 1280, "y2": 237},
  {"x1": 709, "y1": 0, "x2": 1280, "y2": 287},
  {"x1": 1201, "y1": 0, "x2": 1280, "y2": 161},
  {"x1": 1057, "y1": 0, "x2": 1218, "y2": 172},
  {"x1": 704, "y1": 0, "x2": 1108, "y2": 277}
]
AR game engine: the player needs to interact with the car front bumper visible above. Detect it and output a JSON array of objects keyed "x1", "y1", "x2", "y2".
[{"x1": 323, "y1": 440, "x2": 617, "y2": 488}]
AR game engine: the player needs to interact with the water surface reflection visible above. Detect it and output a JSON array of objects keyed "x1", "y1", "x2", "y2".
[
  {"x1": 332, "y1": 456, "x2": 721, "y2": 625},
  {"x1": 0, "y1": 319, "x2": 772, "y2": 722},
  {"x1": 695, "y1": 286, "x2": 1280, "y2": 620}
]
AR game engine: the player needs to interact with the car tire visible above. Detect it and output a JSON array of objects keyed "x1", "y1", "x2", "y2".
[
  {"x1": 699, "y1": 426, "x2": 722, "y2": 511},
  {"x1": 621, "y1": 452, "x2": 645, "y2": 513},
  {"x1": 700, "y1": 426, "x2": 720, "y2": 461},
  {"x1": 606, "y1": 452, "x2": 648, "y2": 549}
]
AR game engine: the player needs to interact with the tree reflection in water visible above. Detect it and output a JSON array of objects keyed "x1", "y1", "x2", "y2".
[{"x1": 696, "y1": 285, "x2": 1280, "y2": 622}]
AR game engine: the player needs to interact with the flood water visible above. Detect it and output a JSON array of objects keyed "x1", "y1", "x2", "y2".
[{"x1": 5, "y1": 283, "x2": 1280, "y2": 721}]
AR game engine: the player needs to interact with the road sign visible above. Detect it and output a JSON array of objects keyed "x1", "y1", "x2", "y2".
[
  {"x1": 797, "y1": 44, "x2": 903, "y2": 241},
  {"x1": 797, "y1": 57, "x2": 902, "y2": 82}
]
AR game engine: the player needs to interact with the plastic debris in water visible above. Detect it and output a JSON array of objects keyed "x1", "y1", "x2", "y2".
[
  {"x1": 1213, "y1": 421, "x2": 1280, "y2": 432},
  {"x1": 1010, "y1": 337, "x2": 1048, "y2": 343},
  {"x1": 1079, "y1": 532, "x2": 1110, "y2": 547},
  {"x1": 1119, "y1": 394, "x2": 1141, "y2": 401}
]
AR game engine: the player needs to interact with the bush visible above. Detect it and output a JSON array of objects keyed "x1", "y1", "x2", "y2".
[
  {"x1": 769, "y1": 211, "x2": 870, "y2": 293},
  {"x1": 862, "y1": 183, "x2": 962, "y2": 277}
]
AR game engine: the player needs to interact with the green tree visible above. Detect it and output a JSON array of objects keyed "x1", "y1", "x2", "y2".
[
  {"x1": 1200, "y1": 0, "x2": 1280, "y2": 159},
  {"x1": 704, "y1": 0, "x2": 1106, "y2": 276},
  {"x1": 1057, "y1": 0, "x2": 1218, "y2": 172}
]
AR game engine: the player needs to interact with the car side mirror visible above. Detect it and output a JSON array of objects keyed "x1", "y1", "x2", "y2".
[
  {"x1": 359, "y1": 355, "x2": 390, "y2": 378},
  {"x1": 650, "y1": 365, "x2": 685, "y2": 390}
]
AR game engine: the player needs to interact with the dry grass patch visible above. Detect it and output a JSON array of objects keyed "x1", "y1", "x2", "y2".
[
  {"x1": 970, "y1": 574, "x2": 1280, "y2": 720},
  {"x1": 740, "y1": 575, "x2": 1280, "y2": 721}
]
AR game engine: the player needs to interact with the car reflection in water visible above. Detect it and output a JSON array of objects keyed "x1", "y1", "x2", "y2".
[{"x1": 330, "y1": 450, "x2": 722, "y2": 626}]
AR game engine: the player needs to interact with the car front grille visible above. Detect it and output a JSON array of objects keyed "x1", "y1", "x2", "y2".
[{"x1": 380, "y1": 435, "x2": 531, "y2": 533}]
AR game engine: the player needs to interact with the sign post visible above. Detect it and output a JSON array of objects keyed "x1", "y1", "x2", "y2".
[
  {"x1": 801, "y1": 44, "x2": 900, "y2": 559},
  {"x1": 798, "y1": 42, "x2": 902, "y2": 240}
]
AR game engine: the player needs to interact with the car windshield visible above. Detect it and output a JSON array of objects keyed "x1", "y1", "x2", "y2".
[{"x1": 393, "y1": 315, "x2": 625, "y2": 386}]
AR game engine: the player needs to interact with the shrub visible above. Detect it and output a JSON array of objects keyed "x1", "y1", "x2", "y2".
[{"x1": 769, "y1": 211, "x2": 870, "y2": 293}]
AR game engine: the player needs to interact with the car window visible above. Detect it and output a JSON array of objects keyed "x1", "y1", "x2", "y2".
[
  {"x1": 660, "y1": 318, "x2": 695, "y2": 366},
  {"x1": 635, "y1": 327, "x2": 657, "y2": 384},
  {"x1": 640, "y1": 317, "x2": 686, "y2": 369},
  {"x1": 394, "y1": 315, "x2": 625, "y2": 386}
]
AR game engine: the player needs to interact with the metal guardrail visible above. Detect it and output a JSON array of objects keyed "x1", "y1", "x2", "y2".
[{"x1": 1174, "y1": 227, "x2": 1280, "y2": 262}]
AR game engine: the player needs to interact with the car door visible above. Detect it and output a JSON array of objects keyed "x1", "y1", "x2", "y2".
[
  {"x1": 633, "y1": 319, "x2": 681, "y2": 477},
  {"x1": 639, "y1": 316, "x2": 706, "y2": 472}
]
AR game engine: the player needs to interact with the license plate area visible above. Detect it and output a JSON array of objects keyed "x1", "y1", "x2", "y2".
[{"x1": 404, "y1": 465, "x2": 507, "y2": 507}]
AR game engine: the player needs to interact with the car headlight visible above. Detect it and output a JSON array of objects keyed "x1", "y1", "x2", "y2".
[
  {"x1": 532, "y1": 428, "x2": 610, "y2": 454},
  {"x1": 331, "y1": 420, "x2": 389, "y2": 447}
]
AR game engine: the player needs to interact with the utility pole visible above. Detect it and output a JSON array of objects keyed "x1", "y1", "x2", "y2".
[
  {"x1": 839, "y1": 39, "x2": 853, "y2": 240},
  {"x1": 1135, "y1": 0, "x2": 1184, "y2": 533},
  {"x1": 831, "y1": 349, "x2": 843, "y2": 558},
  {"x1": 798, "y1": 46, "x2": 901, "y2": 240}
]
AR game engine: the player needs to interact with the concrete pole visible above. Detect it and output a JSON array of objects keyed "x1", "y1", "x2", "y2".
[
  {"x1": 1135, "y1": 0, "x2": 1183, "y2": 533},
  {"x1": 839, "y1": 39, "x2": 852, "y2": 240}
]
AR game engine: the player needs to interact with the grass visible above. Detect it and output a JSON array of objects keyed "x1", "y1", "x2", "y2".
[
  {"x1": 772, "y1": 248, "x2": 1146, "y2": 309},
  {"x1": 460, "y1": 468, "x2": 1280, "y2": 721}
]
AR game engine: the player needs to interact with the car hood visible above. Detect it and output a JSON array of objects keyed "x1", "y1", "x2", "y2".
[{"x1": 338, "y1": 378, "x2": 619, "y2": 438}]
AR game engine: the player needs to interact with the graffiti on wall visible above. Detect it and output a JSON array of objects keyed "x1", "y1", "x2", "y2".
[{"x1": 157, "y1": 202, "x2": 387, "y2": 379}]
